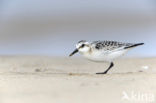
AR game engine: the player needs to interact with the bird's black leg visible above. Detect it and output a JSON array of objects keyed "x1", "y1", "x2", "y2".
[{"x1": 96, "y1": 62, "x2": 114, "y2": 74}]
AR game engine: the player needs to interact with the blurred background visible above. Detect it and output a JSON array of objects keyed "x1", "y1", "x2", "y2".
[{"x1": 0, "y1": 0, "x2": 156, "y2": 57}]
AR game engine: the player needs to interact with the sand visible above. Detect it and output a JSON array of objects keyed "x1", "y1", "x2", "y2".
[{"x1": 0, "y1": 56, "x2": 156, "y2": 103}]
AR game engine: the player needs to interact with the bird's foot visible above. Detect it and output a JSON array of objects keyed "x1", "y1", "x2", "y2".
[{"x1": 96, "y1": 71, "x2": 107, "y2": 74}]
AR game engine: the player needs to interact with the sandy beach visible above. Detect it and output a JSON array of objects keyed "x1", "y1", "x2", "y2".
[{"x1": 0, "y1": 56, "x2": 156, "y2": 103}]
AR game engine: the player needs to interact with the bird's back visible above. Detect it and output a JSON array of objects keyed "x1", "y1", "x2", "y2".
[
  {"x1": 83, "y1": 41, "x2": 143, "y2": 62},
  {"x1": 91, "y1": 40, "x2": 133, "y2": 51}
]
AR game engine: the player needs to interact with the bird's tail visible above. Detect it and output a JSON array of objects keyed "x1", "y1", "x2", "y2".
[{"x1": 124, "y1": 43, "x2": 144, "y2": 49}]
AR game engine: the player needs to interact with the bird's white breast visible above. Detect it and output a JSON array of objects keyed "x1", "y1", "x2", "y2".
[{"x1": 81, "y1": 49, "x2": 128, "y2": 62}]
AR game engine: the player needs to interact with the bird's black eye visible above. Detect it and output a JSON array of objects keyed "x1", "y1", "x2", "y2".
[{"x1": 81, "y1": 44, "x2": 85, "y2": 48}]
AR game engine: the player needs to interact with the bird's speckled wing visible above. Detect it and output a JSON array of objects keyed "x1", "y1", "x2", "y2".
[{"x1": 91, "y1": 41, "x2": 133, "y2": 51}]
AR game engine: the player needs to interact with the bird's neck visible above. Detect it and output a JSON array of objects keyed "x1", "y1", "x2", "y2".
[{"x1": 80, "y1": 48, "x2": 92, "y2": 56}]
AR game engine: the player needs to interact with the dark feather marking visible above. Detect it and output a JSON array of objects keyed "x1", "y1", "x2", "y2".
[
  {"x1": 124, "y1": 43, "x2": 144, "y2": 49},
  {"x1": 78, "y1": 40, "x2": 86, "y2": 43}
]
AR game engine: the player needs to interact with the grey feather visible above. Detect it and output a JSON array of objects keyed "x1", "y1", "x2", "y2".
[{"x1": 91, "y1": 41, "x2": 133, "y2": 51}]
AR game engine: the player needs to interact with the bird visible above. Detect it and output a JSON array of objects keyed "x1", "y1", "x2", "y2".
[{"x1": 69, "y1": 40, "x2": 144, "y2": 74}]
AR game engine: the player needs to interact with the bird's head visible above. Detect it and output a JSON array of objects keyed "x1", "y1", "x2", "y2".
[{"x1": 69, "y1": 40, "x2": 90, "y2": 57}]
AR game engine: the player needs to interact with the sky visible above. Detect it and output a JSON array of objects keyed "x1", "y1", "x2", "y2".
[{"x1": 0, "y1": 0, "x2": 156, "y2": 57}]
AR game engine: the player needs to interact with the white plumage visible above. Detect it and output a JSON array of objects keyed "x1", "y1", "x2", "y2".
[{"x1": 69, "y1": 40, "x2": 144, "y2": 74}]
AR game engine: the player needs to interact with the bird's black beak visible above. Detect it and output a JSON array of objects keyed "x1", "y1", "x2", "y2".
[{"x1": 69, "y1": 49, "x2": 78, "y2": 57}]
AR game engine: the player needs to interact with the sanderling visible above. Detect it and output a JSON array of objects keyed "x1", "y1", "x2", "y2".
[{"x1": 69, "y1": 40, "x2": 144, "y2": 74}]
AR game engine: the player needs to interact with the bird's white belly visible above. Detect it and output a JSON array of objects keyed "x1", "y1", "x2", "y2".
[{"x1": 82, "y1": 50, "x2": 128, "y2": 62}]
